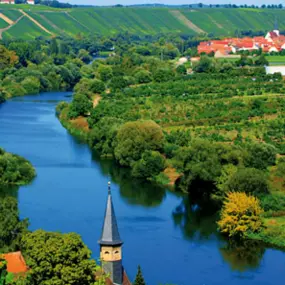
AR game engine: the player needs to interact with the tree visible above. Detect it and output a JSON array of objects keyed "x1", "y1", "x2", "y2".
[
  {"x1": 98, "y1": 65, "x2": 113, "y2": 82},
  {"x1": 68, "y1": 94, "x2": 92, "y2": 118},
  {"x1": 0, "y1": 257, "x2": 7, "y2": 285},
  {"x1": 176, "y1": 65, "x2": 187, "y2": 75},
  {"x1": 245, "y1": 143, "x2": 277, "y2": 170},
  {"x1": 153, "y1": 68, "x2": 174, "y2": 83},
  {"x1": 0, "y1": 45, "x2": 18, "y2": 70},
  {"x1": 20, "y1": 230, "x2": 98, "y2": 285},
  {"x1": 218, "y1": 192, "x2": 263, "y2": 238},
  {"x1": 90, "y1": 79, "x2": 105, "y2": 94},
  {"x1": 226, "y1": 168, "x2": 269, "y2": 195},
  {"x1": 0, "y1": 196, "x2": 29, "y2": 252},
  {"x1": 21, "y1": 77, "x2": 41, "y2": 95},
  {"x1": 133, "y1": 266, "x2": 146, "y2": 285},
  {"x1": 135, "y1": 70, "x2": 152, "y2": 84},
  {"x1": 132, "y1": 151, "x2": 166, "y2": 179},
  {"x1": 115, "y1": 120, "x2": 165, "y2": 167},
  {"x1": 50, "y1": 38, "x2": 59, "y2": 55}
]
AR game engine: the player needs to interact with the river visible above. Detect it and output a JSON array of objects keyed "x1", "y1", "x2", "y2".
[{"x1": 0, "y1": 92, "x2": 285, "y2": 285}]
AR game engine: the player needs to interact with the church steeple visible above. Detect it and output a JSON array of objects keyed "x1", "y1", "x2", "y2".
[{"x1": 99, "y1": 182, "x2": 123, "y2": 285}]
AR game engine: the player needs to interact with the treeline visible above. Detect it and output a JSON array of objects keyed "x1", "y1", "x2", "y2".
[
  {"x1": 0, "y1": 36, "x2": 116, "y2": 104},
  {"x1": 195, "y1": 3, "x2": 284, "y2": 9}
]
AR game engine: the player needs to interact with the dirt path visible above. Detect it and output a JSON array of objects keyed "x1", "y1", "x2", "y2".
[
  {"x1": 207, "y1": 15, "x2": 223, "y2": 29},
  {"x1": 93, "y1": 95, "x2": 102, "y2": 108},
  {"x1": 0, "y1": 15, "x2": 23, "y2": 39},
  {"x1": 65, "y1": 12, "x2": 90, "y2": 32},
  {"x1": 170, "y1": 10, "x2": 205, "y2": 34},
  {"x1": 19, "y1": 9, "x2": 53, "y2": 35},
  {"x1": 38, "y1": 13, "x2": 65, "y2": 35},
  {"x1": 0, "y1": 13, "x2": 14, "y2": 25}
]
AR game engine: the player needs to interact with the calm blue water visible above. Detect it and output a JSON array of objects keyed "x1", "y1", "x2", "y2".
[{"x1": 0, "y1": 92, "x2": 285, "y2": 285}]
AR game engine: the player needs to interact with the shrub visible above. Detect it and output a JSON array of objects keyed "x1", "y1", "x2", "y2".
[
  {"x1": 68, "y1": 93, "x2": 92, "y2": 118},
  {"x1": 226, "y1": 168, "x2": 269, "y2": 195},
  {"x1": 132, "y1": 151, "x2": 166, "y2": 179},
  {"x1": 90, "y1": 79, "x2": 105, "y2": 94},
  {"x1": 245, "y1": 142, "x2": 277, "y2": 170},
  {"x1": 115, "y1": 120, "x2": 164, "y2": 167},
  {"x1": 218, "y1": 192, "x2": 263, "y2": 238}
]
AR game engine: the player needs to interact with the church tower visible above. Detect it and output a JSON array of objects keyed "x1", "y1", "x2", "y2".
[{"x1": 99, "y1": 182, "x2": 124, "y2": 285}]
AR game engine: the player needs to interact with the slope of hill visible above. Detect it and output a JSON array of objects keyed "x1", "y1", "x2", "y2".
[{"x1": 0, "y1": 5, "x2": 285, "y2": 39}]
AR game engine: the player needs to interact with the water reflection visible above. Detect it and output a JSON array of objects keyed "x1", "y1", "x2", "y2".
[
  {"x1": 172, "y1": 194, "x2": 219, "y2": 241},
  {"x1": 0, "y1": 183, "x2": 18, "y2": 199},
  {"x1": 92, "y1": 152, "x2": 167, "y2": 207},
  {"x1": 220, "y1": 240, "x2": 266, "y2": 272}
]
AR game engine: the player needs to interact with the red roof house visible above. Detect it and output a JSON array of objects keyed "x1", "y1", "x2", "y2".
[{"x1": 2, "y1": 252, "x2": 28, "y2": 274}]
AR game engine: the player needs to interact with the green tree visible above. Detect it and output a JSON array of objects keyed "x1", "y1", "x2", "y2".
[
  {"x1": 132, "y1": 151, "x2": 166, "y2": 179},
  {"x1": 98, "y1": 65, "x2": 113, "y2": 82},
  {"x1": 176, "y1": 65, "x2": 187, "y2": 75},
  {"x1": 21, "y1": 77, "x2": 41, "y2": 95},
  {"x1": 226, "y1": 168, "x2": 269, "y2": 195},
  {"x1": 0, "y1": 258, "x2": 7, "y2": 285},
  {"x1": 134, "y1": 266, "x2": 146, "y2": 285},
  {"x1": 68, "y1": 94, "x2": 92, "y2": 118},
  {"x1": 20, "y1": 230, "x2": 98, "y2": 285},
  {"x1": 153, "y1": 68, "x2": 174, "y2": 83},
  {"x1": 91, "y1": 79, "x2": 105, "y2": 94},
  {"x1": 245, "y1": 143, "x2": 277, "y2": 170},
  {"x1": 50, "y1": 38, "x2": 59, "y2": 55},
  {"x1": 0, "y1": 196, "x2": 29, "y2": 252},
  {"x1": 135, "y1": 70, "x2": 152, "y2": 84},
  {"x1": 115, "y1": 120, "x2": 165, "y2": 167}
]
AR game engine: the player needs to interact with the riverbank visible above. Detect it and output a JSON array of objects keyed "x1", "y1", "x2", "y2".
[{"x1": 57, "y1": 104, "x2": 181, "y2": 188}]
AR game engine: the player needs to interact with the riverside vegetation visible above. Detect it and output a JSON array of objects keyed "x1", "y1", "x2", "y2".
[
  {"x1": 56, "y1": 34, "x2": 285, "y2": 249},
  {"x1": 0, "y1": 31, "x2": 285, "y2": 284}
]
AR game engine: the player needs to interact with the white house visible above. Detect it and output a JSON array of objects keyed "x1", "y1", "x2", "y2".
[
  {"x1": 27, "y1": 0, "x2": 35, "y2": 4},
  {"x1": 265, "y1": 66, "x2": 285, "y2": 76}
]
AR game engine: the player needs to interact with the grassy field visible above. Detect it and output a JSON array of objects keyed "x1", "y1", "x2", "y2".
[
  {"x1": 0, "y1": 9, "x2": 22, "y2": 21},
  {"x1": 2, "y1": 16, "x2": 50, "y2": 40},
  {"x1": 0, "y1": 18, "x2": 8, "y2": 29},
  {"x1": 2, "y1": 7, "x2": 285, "y2": 39},
  {"x1": 266, "y1": 56, "x2": 285, "y2": 66}
]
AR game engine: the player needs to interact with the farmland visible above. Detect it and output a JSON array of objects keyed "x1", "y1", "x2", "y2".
[{"x1": 1, "y1": 6, "x2": 285, "y2": 39}]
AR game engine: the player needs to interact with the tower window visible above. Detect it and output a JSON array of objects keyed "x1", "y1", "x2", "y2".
[
  {"x1": 114, "y1": 251, "x2": 119, "y2": 254},
  {"x1": 104, "y1": 251, "x2": 110, "y2": 254}
]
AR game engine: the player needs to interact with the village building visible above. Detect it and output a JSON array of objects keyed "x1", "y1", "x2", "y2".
[
  {"x1": 0, "y1": 0, "x2": 11, "y2": 4},
  {"x1": 99, "y1": 182, "x2": 131, "y2": 285},
  {"x1": 27, "y1": 0, "x2": 35, "y2": 4},
  {"x1": 1, "y1": 252, "x2": 28, "y2": 275},
  {"x1": 198, "y1": 24, "x2": 285, "y2": 55}
]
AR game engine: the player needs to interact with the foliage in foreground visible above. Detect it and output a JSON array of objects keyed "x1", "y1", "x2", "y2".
[
  {"x1": 19, "y1": 230, "x2": 101, "y2": 285},
  {"x1": 0, "y1": 196, "x2": 29, "y2": 253},
  {"x1": 134, "y1": 266, "x2": 146, "y2": 285},
  {"x1": 218, "y1": 192, "x2": 263, "y2": 238}
]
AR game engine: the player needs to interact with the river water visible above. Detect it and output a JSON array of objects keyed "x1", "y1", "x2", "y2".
[{"x1": 0, "y1": 92, "x2": 285, "y2": 285}]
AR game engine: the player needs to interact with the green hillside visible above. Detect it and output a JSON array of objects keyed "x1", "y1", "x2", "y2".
[
  {"x1": 2, "y1": 16, "x2": 50, "y2": 40},
  {"x1": 1, "y1": 6, "x2": 285, "y2": 39}
]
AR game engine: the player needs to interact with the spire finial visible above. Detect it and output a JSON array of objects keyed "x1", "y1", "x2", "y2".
[{"x1": 108, "y1": 181, "x2": 111, "y2": 194}]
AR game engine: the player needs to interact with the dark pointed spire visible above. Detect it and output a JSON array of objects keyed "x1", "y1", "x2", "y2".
[
  {"x1": 99, "y1": 182, "x2": 123, "y2": 246},
  {"x1": 274, "y1": 17, "x2": 279, "y2": 31}
]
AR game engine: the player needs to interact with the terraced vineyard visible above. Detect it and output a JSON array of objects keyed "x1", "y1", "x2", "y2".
[{"x1": 1, "y1": 6, "x2": 285, "y2": 39}]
